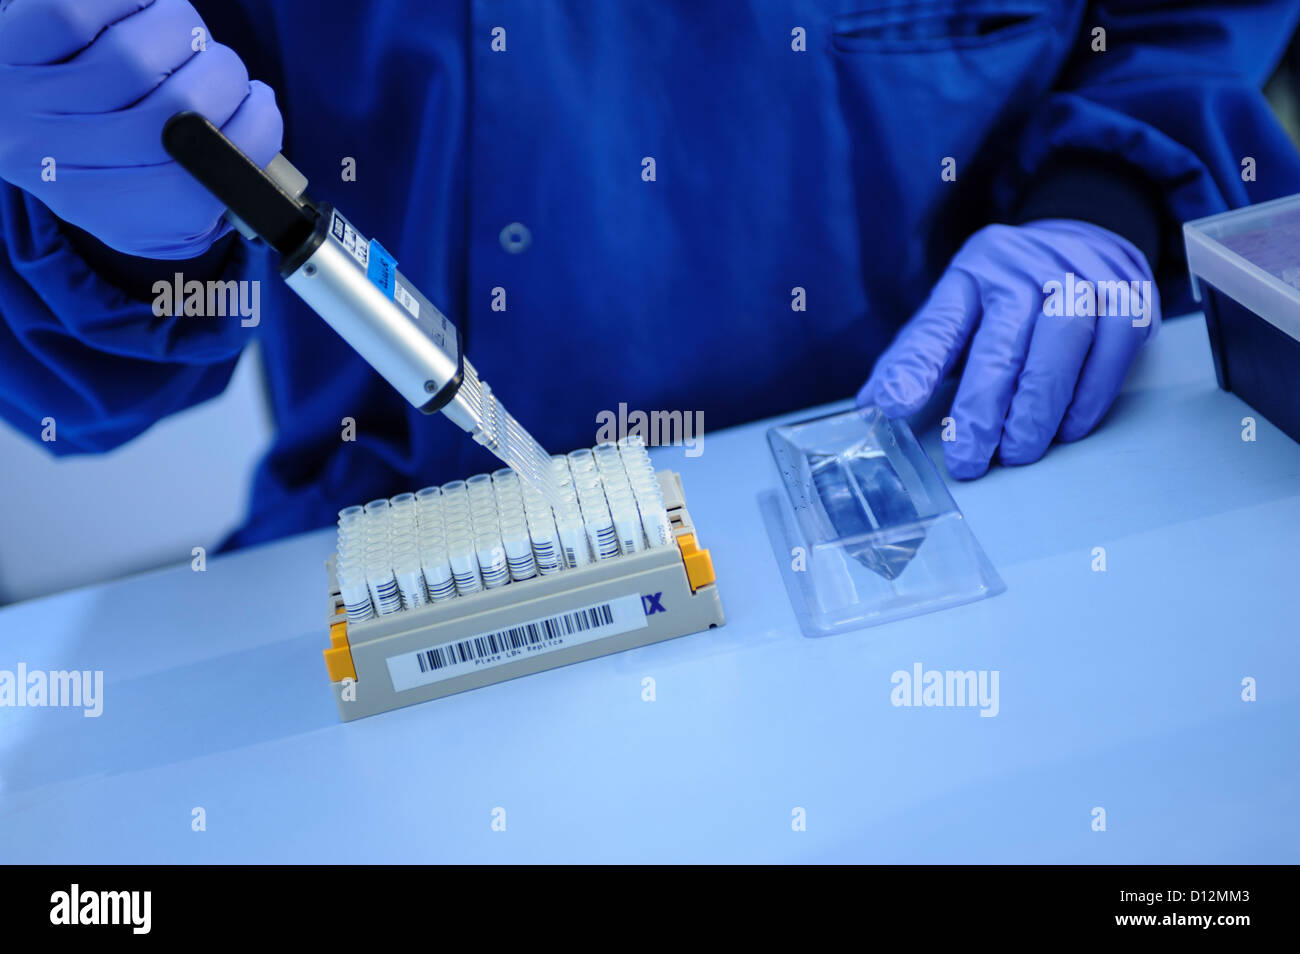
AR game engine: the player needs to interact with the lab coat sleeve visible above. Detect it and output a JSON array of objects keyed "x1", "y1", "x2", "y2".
[
  {"x1": 1000, "y1": 0, "x2": 1300, "y2": 305},
  {"x1": 0, "y1": 184, "x2": 263, "y2": 454}
]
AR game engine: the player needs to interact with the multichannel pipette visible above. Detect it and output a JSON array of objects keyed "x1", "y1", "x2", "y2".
[{"x1": 161, "y1": 111, "x2": 562, "y2": 506}]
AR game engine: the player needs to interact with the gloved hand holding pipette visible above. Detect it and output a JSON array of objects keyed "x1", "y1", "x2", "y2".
[
  {"x1": 0, "y1": 0, "x2": 562, "y2": 505},
  {"x1": 0, "y1": 0, "x2": 282, "y2": 259}
]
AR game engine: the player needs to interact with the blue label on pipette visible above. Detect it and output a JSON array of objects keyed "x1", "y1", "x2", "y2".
[{"x1": 366, "y1": 238, "x2": 398, "y2": 298}]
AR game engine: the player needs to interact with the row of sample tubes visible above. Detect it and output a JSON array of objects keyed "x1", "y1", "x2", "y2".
[{"x1": 335, "y1": 437, "x2": 675, "y2": 623}]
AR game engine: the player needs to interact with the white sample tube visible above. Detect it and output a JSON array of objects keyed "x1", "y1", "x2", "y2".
[
  {"x1": 337, "y1": 505, "x2": 365, "y2": 565},
  {"x1": 551, "y1": 455, "x2": 574, "y2": 489},
  {"x1": 567, "y1": 448, "x2": 597, "y2": 481},
  {"x1": 606, "y1": 486, "x2": 645, "y2": 555},
  {"x1": 393, "y1": 550, "x2": 429, "y2": 610},
  {"x1": 519, "y1": 481, "x2": 563, "y2": 574},
  {"x1": 492, "y1": 468, "x2": 521, "y2": 497},
  {"x1": 336, "y1": 558, "x2": 375, "y2": 623},
  {"x1": 618, "y1": 441, "x2": 671, "y2": 548},
  {"x1": 475, "y1": 531, "x2": 510, "y2": 589},
  {"x1": 365, "y1": 564, "x2": 403, "y2": 615},
  {"x1": 527, "y1": 513, "x2": 563, "y2": 575},
  {"x1": 593, "y1": 441, "x2": 624, "y2": 479},
  {"x1": 466, "y1": 472, "x2": 495, "y2": 512},
  {"x1": 446, "y1": 527, "x2": 483, "y2": 595},
  {"x1": 414, "y1": 491, "x2": 456, "y2": 602},
  {"x1": 495, "y1": 480, "x2": 526, "y2": 524},
  {"x1": 390, "y1": 490, "x2": 426, "y2": 610},
  {"x1": 577, "y1": 482, "x2": 620, "y2": 560},
  {"x1": 633, "y1": 481, "x2": 673, "y2": 547},
  {"x1": 441, "y1": 480, "x2": 470, "y2": 518},
  {"x1": 420, "y1": 544, "x2": 457, "y2": 602},
  {"x1": 555, "y1": 508, "x2": 592, "y2": 568},
  {"x1": 618, "y1": 441, "x2": 655, "y2": 482},
  {"x1": 500, "y1": 513, "x2": 538, "y2": 582}
]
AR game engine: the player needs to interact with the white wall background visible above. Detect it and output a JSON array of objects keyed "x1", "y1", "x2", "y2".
[{"x1": 0, "y1": 346, "x2": 273, "y2": 605}]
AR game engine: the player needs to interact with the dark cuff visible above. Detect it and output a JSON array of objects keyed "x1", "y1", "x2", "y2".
[
  {"x1": 1010, "y1": 151, "x2": 1166, "y2": 275},
  {"x1": 61, "y1": 221, "x2": 239, "y2": 305}
]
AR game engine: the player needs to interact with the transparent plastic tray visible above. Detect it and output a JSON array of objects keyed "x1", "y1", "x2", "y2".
[{"x1": 763, "y1": 407, "x2": 1004, "y2": 636}]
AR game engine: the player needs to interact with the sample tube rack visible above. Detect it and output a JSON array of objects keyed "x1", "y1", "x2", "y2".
[{"x1": 322, "y1": 470, "x2": 723, "y2": 720}]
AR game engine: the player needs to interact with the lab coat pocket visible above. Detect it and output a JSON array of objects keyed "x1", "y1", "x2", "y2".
[
  {"x1": 829, "y1": 0, "x2": 1067, "y2": 315},
  {"x1": 832, "y1": 1, "x2": 1049, "y2": 52}
]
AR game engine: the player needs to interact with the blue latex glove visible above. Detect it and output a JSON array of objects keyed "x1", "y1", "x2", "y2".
[
  {"x1": 857, "y1": 219, "x2": 1160, "y2": 479},
  {"x1": 0, "y1": 0, "x2": 282, "y2": 260}
]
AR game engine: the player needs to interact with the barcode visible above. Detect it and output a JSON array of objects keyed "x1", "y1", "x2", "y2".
[
  {"x1": 415, "y1": 603, "x2": 614, "y2": 673},
  {"x1": 593, "y1": 524, "x2": 620, "y2": 559},
  {"x1": 387, "y1": 592, "x2": 648, "y2": 691},
  {"x1": 369, "y1": 575, "x2": 402, "y2": 614},
  {"x1": 533, "y1": 538, "x2": 562, "y2": 574}
]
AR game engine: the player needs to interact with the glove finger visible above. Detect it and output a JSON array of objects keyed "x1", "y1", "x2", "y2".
[
  {"x1": 218, "y1": 79, "x2": 284, "y2": 176},
  {"x1": 5, "y1": 42, "x2": 251, "y2": 167},
  {"x1": 857, "y1": 268, "x2": 980, "y2": 417},
  {"x1": 9, "y1": 0, "x2": 202, "y2": 112},
  {"x1": 943, "y1": 277, "x2": 1038, "y2": 479},
  {"x1": 997, "y1": 307, "x2": 1095, "y2": 466},
  {"x1": 1058, "y1": 280, "x2": 1160, "y2": 441},
  {"x1": 0, "y1": 0, "x2": 151, "y2": 66}
]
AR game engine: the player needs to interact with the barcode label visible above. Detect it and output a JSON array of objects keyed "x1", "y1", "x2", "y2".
[
  {"x1": 386, "y1": 592, "x2": 647, "y2": 691},
  {"x1": 330, "y1": 210, "x2": 369, "y2": 269}
]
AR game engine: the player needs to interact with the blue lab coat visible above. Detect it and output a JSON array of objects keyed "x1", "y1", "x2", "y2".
[{"x1": 2, "y1": 0, "x2": 1298, "y2": 547}]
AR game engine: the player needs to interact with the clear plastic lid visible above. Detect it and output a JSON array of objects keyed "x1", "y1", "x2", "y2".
[
  {"x1": 1184, "y1": 194, "x2": 1300, "y2": 343},
  {"x1": 764, "y1": 407, "x2": 1004, "y2": 636}
]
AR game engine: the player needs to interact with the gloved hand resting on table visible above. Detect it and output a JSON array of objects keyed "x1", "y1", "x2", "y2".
[
  {"x1": 0, "y1": 0, "x2": 282, "y2": 260},
  {"x1": 857, "y1": 219, "x2": 1160, "y2": 479}
]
